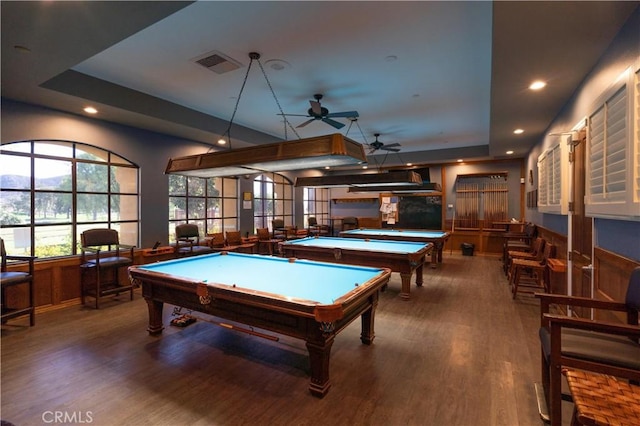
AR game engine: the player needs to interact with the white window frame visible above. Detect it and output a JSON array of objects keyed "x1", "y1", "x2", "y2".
[
  {"x1": 585, "y1": 65, "x2": 640, "y2": 220},
  {"x1": 538, "y1": 135, "x2": 570, "y2": 214}
]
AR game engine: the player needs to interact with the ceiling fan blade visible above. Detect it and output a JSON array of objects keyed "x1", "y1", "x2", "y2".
[
  {"x1": 309, "y1": 100, "x2": 322, "y2": 115},
  {"x1": 277, "y1": 113, "x2": 310, "y2": 117},
  {"x1": 383, "y1": 143, "x2": 401, "y2": 148},
  {"x1": 326, "y1": 111, "x2": 359, "y2": 118},
  {"x1": 296, "y1": 119, "x2": 316, "y2": 128},
  {"x1": 382, "y1": 147, "x2": 401, "y2": 152},
  {"x1": 322, "y1": 117, "x2": 345, "y2": 129}
]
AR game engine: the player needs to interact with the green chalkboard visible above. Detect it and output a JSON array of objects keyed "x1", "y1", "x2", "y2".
[{"x1": 384, "y1": 195, "x2": 442, "y2": 229}]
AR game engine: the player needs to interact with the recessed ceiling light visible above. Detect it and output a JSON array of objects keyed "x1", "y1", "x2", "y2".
[
  {"x1": 83, "y1": 107, "x2": 98, "y2": 114},
  {"x1": 217, "y1": 138, "x2": 226, "y2": 145},
  {"x1": 457, "y1": 159, "x2": 463, "y2": 162},
  {"x1": 325, "y1": 166, "x2": 331, "y2": 170},
  {"x1": 362, "y1": 165, "x2": 368, "y2": 169},
  {"x1": 529, "y1": 80, "x2": 546, "y2": 90},
  {"x1": 385, "y1": 55, "x2": 398, "y2": 62},
  {"x1": 406, "y1": 163, "x2": 413, "y2": 167},
  {"x1": 506, "y1": 150, "x2": 514, "y2": 155},
  {"x1": 513, "y1": 129, "x2": 524, "y2": 134}
]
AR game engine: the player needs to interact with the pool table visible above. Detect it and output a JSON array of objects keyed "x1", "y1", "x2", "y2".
[
  {"x1": 339, "y1": 228, "x2": 451, "y2": 268},
  {"x1": 128, "y1": 252, "x2": 391, "y2": 398},
  {"x1": 280, "y1": 236, "x2": 432, "y2": 300}
]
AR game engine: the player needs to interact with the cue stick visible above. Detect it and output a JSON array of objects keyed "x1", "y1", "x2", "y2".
[{"x1": 191, "y1": 315, "x2": 280, "y2": 342}]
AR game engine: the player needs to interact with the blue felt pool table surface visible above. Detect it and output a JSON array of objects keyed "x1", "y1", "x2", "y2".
[
  {"x1": 134, "y1": 251, "x2": 388, "y2": 305},
  {"x1": 340, "y1": 229, "x2": 448, "y2": 239}
]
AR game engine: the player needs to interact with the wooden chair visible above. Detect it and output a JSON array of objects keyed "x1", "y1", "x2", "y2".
[
  {"x1": 226, "y1": 231, "x2": 256, "y2": 254},
  {"x1": 175, "y1": 223, "x2": 213, "y2": 256},
  {"x1": 256, "y1": 227, "x2": 279, "y2": 255},
  {"x1": 535, "y1": 267, "x2": 640, "y2": 426},
  {"x1": 341, "y1": 216, "x2": 359, "y2": 231},
  {"x1": 1, "y1": 238, "x2": 36, "y2": 326},
  {"x1": 502, "y1": 223, "x2": 537, "y2": 273},
  {"x1": 509, "y1": 243, "x2": 555, "y2": 298},
  {"x1": 506, "y1": 237, "x2": 545, "y2": 278},
  {"x1": 272, "y1": 219, "x2": 287, "y2": 240},
  {"x1": 80, "y1": 228, "x2": 135, "y2": 309},
  {"x1": 308, "y1": 217, "x2": 329, "y2": 236},
  {"x1": 205, "y1": 232, "x2": 226, "y2": 249}
]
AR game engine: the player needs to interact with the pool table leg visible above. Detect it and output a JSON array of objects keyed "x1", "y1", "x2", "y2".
[
  {"x1": 144, "y1": 298, "x2": 165, "y2": 335},
  {"x1": 360, "y1": 302, "x2": 377, "y2": 345},
  {"x1": 306, "y1": 334, "x2": 335, "y2": 398},
  {"x1": 399, "y1": 273, "x2": 412, "y2": 300}
]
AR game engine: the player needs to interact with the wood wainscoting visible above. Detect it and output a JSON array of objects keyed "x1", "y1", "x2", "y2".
[{"x1": 594, "y1": 247, "x2": 640, "y2": 324}]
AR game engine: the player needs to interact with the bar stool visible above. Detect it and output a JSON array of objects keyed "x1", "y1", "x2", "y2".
[{"x1": 562, "y1": 368, "x2": 640, "y2": 426}]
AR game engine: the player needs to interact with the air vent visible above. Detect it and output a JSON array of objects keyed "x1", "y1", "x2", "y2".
[{"x1": 192, "y1": 50, "x2": 242, "y2": 75}]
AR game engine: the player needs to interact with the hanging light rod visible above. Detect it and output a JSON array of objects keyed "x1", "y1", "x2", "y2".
[
  {"x1": 295, "y1": 170, "x2": 422, "y2": 188},
  {"x1": 165, "y1": 134, "x2": 367, "y2": 178},
  {"x1": 347, "y1": 182, "x2": 442, "y2": 193}
]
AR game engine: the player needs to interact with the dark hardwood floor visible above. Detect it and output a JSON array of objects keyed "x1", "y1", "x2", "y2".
[{"x1": 1, "y1": 253, "x2": 563, "y2": 425}]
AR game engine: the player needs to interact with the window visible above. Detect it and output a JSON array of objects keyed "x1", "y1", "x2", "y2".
[
  {"x1": 537, "y1": 137, "x2": 569, "y2": 214},
  {"x1": 253, "y1": 173, "x2": 293, "y2": 232},
  {"x1": 0, "y1": 140, "x2": 140, "y2": 257},
  {"x1": 585, "y1": 65, "x2": 640, "y2": 219},
  {"x1": 168, "y1": 175, "x2": 238, "y2": 241},
  {"x1": 303, "y1": 187, "x2": 330, "y2": 229}
]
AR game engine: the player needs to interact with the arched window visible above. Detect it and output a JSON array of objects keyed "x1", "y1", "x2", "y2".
[
  {"x1": 253, "y1": 173, "x2": 293, "y2": 232},
  {"x1": 168, "y1": 175, "x2": 238, "y2": 241},
  {"x1": 0, "y1": 140, "x2": 140, "y2": 257}
]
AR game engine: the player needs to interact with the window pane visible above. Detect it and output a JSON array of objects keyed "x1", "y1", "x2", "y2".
[
  {"x1": 76, "y1": 144, "x2": 108, "y2": 162},
  {"x1": 77, "y1": 193, "x2": 108, "y2": 222},
  {"x1": 207, "y1": 218, "x2": 222, "y2": 233},
  {"x1": 77, "y1": 162, "x2": 109, "y2": 192},
  {"x1": 112, "y1": 194, "x2": 138, "y2": 221},
  {"x1": 36, "y1": 224, "x2": 72, "y2": 257},
  {"x1": 223, "y1": 219, "x2": 237, "y2": 233},
  {"x1": 169, "y1": 175, "x2": 186, "y2": 196},
  {"x1": 222, "y1": 178, "x2": 237, "y2": 197},
  {"x1": 34, "y1": 141, "x2": 73, "y2": 157},
  {"x1": 188, "y1": 177, "x2": 205, "y2": 196},
  {"x1": 1, "y1": 227, "x2": 31, "y2": 255},
  {"x1": 112, "y1": 166, "x2": 138, "y2": 193},
  {"x1": 223, "y1": 199, "x2": 237, "y2": 217},
  {"x1": 34, "y1": 192, "x2": 71, "y2": 224},
  {"x1": 169, "y1": 197, "x2": 186, "y2": 220},
  {"x1": 1, "y1": 142, "x2": 31, "y2": 154},
  {"x1": 0, "y1": 190, "x2": 31, "y2": 224},
  {"x1": 35, "y1": 158, "x2": 71, "y2": 190},
  {"x1": 187, "y1": 197, "x2": 205, "y2": 219},
  {"x1": 117, "y1": 222, "x2": 138, "y2": 247},
  {"x1": 207, "y1": 179, "x2": 221, "y2": 197},
  {"x1": 1, "y1": 154, "x2": 31, "y2": 189}
]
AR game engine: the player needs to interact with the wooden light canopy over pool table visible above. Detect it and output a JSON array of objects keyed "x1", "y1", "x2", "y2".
[
  {"x1": 128, "y1": 252, "x2": 391, "y2": 398},
  {"x1": 280, "y1": 236, "x2": 432, "y2": 300},
  {"x1": 339, "y1": 228, "x2": 450, "y2": 267}
]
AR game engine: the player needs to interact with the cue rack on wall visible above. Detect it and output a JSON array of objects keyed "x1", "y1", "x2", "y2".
[{"x1": 454, "y1": 173, "x2": 509, "y2": 229}]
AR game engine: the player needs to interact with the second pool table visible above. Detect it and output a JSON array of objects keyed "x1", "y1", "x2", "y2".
[
  {"x1": 280, "y1": 236, "x2": 432, "y2": 300},
  {"x1": 128, "y1": 252, "x2": 391, "y2": 398},
  {"x1": 339, "y1": 228, "x2": 451, "y2": 267}
]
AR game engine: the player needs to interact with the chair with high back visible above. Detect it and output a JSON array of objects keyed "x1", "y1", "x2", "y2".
[
  {"x1": 80, "y1": 228, "x2": 135, "y2": 309},
  {"x1": 256, "y1": 227, "x2": 279, "y2": 255},
  {"x1": 1, "y1": 238, "x2": 37, "y2": 326},
  {"x1": 308, "y1": 217, "x2": 329, "y2": 237},
  {"x1": 341, "y1": 217, "x2": 359, "y2": 231},
  {"x1": 535, "y1": 267, "x2": 640, "y2": 426},
  {"x1": 205, "y1": 232, "x2": 226, "y2": 249},
  {"x1": 509, "y1": 242, "x2": 555, "y2": 298},
  {"x1": 175, "y1": 223, "x2": 213, "y2": 257},
  {"x1": 226, "y1": 231, "x2": 256, "y2": 254},
  {"x1": 272, "y1": 219, "x2": 287, "y2": 240},
  {"x1": 506, "y1": 237, "x2": 545, "y2": 278},
  {"x1": 502, "y1": 223, "x2": 537, "y2": 273}
]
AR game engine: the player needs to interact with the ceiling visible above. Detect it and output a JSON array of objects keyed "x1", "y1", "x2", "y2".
[{"x1": 2, "y1": 1, "x2": 637, "y2": 170}]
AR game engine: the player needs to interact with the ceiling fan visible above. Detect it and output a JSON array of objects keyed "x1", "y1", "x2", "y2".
[
  {"x1": 280, "y1": 94, "x2": 359, "y2": 129},
  {"x1": 368, "y1": 133, "x2": 401, "y2": 153}
]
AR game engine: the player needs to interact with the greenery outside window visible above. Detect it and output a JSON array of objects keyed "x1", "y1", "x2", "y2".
[
  {"x1": 0, "y1": 140, "x2": 140, "y2": 257},
  {"x1": 168, "y1": 175, "x2": 238, "y2": 241}
]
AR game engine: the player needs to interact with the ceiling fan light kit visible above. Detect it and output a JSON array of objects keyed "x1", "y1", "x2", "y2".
[{"x1": 281, "y1": 94, "x2": 359, "y2": 130}]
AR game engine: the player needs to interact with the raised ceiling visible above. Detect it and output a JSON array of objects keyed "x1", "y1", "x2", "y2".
[{"x1": 2, "y1": 1, "x2": 637, "y2": 169}]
